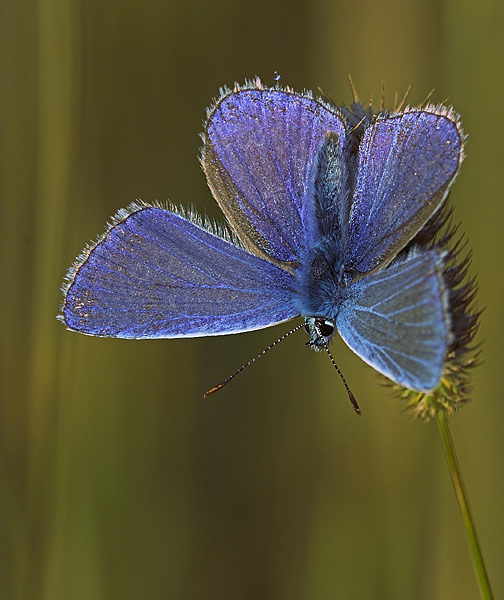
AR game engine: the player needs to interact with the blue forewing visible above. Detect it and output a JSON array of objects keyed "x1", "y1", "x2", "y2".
[
  {"x1": 60, "y1": 78, "x2": 464, "y2": 392},
  {"x1": 202, "y1": 84, "x2": 348, "y2": 266}
]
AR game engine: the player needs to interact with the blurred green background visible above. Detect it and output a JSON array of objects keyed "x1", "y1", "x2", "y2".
[{"x1": 3, "y1": 0, "x2": 504, "y2": 598}]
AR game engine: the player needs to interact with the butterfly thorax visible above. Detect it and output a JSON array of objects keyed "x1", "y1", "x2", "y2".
[{"x1": 296, "y1": 235, "x2": 347, "y2": 350}]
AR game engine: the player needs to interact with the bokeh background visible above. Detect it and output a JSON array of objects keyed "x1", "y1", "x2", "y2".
[{"x1": 3, "y1": 0, "x2": 504, "y2": 598}]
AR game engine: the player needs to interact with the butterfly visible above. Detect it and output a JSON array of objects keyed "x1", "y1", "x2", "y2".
[{"x1": 60, "y1": 77, "x2": 464, "y2": 404}]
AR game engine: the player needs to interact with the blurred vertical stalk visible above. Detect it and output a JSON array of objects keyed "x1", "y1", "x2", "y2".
[
  {"x1": 30, "y1": 0, "x2": 80, "y2": 597},
  {"x1": 436, "y1": 412, "x2": 494, "y2": 600}
]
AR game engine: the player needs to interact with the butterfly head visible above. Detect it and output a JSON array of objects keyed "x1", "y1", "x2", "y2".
[{"x1": 304, "y1": 316, "x2": 336, "y2": 350}]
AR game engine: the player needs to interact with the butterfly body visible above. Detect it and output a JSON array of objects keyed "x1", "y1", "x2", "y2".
[{"x1": 60, "y1": 78, "x2": 464, "y2": 393}]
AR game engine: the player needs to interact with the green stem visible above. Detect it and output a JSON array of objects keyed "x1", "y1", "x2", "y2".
[{"x1": 436, "y1": 411, "x2": 493, "y2": 600}]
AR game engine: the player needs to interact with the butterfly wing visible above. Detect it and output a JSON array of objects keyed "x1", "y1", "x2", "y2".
[
  {"x1": 345, "y1": 107, "x2": 464, "y2": 274},
  {"x1": 336, "y1": 251, "x2": 451, "y2": 390},
  {"x1": 203, "y1": 81, "x2": 347, "y2": 266},
  {"x1": 60, "y1": 204, "x2": 298, "y2": 339}
]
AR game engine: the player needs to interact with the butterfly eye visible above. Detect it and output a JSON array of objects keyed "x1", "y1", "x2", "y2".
[{"x1": 316, "y1": 318, "x2": 335, "y2": 338}]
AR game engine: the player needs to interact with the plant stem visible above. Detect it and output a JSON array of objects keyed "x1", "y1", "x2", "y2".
[{"x1": 436, "y1": 411, "x2": 493, "y2": 600}]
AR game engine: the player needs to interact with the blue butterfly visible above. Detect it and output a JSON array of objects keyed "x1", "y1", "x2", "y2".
[{"x1": 60, "y1": 78, "x2": 464, "y2": 401}]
